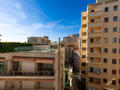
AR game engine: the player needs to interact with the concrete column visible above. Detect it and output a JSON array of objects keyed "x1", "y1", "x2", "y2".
[
  {"x1": 35, "y1": 63, "x2": 37, "y2": 72},
  {"x1": 19, "y1": 81, "x2": 22, "y2": 88},
  {"x1": 6, "y1": 81, "x2": 12, "y2": 88},
  {"x1": 19, "y1": 62, "x2": 22, "y2": 72},
  {"x1": 7, "y1": 60, "x2": 13, "y2": 72},
  {"x1": 35, "y1": 81, "x2": 40, "y2": 89},
  {"x1": 5, "y1": 61, "x2": 8, "y2": 72}
]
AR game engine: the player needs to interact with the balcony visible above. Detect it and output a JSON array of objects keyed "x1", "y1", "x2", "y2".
[
  {"x1": 88, "y1": 11, "x2": 103, "y2": 17},
  {"x1": 88, "y1": 43, "x2": 102, "y2": 47},
  {"x1": 0, "y1": 71, "x2": 54, "y2": 76},
  {"x1": 87, "y1": 52, "x2": 101, "y2": 57},
  {"x1": 88, "y1": 32, "x2": 102, "y2": 37},
  {"x1": 88, "y1": 72, "x2": 101, "y2": 78},
  {"x1": 0, "y1": 76, "x2": 55, "y2": 82},
  {"x1": 88, "y1": 22, "x2": 102, "y2": 28},
  {"x1": 82, "y1": 36, "x2": 86, "y2": 40},
  {"x1": 88, "y1": 82, "x2": 101, "y2": 89},
  {"x1": 81, "y1": 43, "x2": 86, "y2": 47},
  {"x1": 87, "y1": 62, "x2": 102, "y2": 68}
]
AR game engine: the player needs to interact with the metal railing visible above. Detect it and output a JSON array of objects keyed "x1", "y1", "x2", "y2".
[{"x1": 0, "y1": 71, "x2": 54, "y2": 76}]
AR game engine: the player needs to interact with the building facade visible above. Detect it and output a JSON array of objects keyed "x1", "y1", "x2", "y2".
[
  {"x1": 80, "y1": 0, "x2": 120, "y2": 90},
  {"x1": 80, "y1": 11, "x2": 87, "y2": 82},
  {"x1": 0, "y1": 50, "x2": 64, "y2": 90},
  {"x1": 63, "y1": 34, "x2": 79, "y2": 49},
  {"x1": 28, "y1": 36, "x2": 51, "y2": 45}
]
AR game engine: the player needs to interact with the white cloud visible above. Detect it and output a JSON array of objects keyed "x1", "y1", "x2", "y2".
[
  {"x1": 14, "y1": 2, "x2": 22, "y2": 10},
  {"x1": 0, "y1": 0, "x2": 80, "y2": 42}
]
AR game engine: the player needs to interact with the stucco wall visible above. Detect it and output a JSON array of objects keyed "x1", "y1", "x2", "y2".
[
  {"x1": 40, "y1": 82, "x2": 54, "y2": 88},
  {"x1": 0, "y1": 81, "x2": 5, "y2": 88},
  {"x1": 22, "y1": 62, "x2": 35, "y2": 72},
  {"x1": 22, "y1": 81, "x2": 35, "y2": 88},
  {"x1": 13, "y1": 81, "x2": 20, "y2": 88}
]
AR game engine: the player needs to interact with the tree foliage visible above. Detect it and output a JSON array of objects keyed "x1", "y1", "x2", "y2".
[{"x1": 0, "y1": 42, "x2": 32, "y2": 53}]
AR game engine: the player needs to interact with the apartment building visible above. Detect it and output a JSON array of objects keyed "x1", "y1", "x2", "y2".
[
  {"x1": 62, "y1": 47, "x2": 74, "y2": 68},
  {"x1": 80, "y1": 11, "x2": 87, "y2": 82},
  {"x1": 28, "y1": 36, "x2": 51, "y2": 45},
  {"x1": 0, "y1": 47, "x2": 64, "y2": 90},
  {"x1": 63, "y1": 34, "x2": 79, "y2": 49},
  {"x1": 80, "y1": 0, "x2": 120, "y2": 90}
]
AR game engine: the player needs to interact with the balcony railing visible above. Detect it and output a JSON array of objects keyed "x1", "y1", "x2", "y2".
[
  {"x1": 88, "y1": 22, "x2": 102, "y2": 27},
  {"x1": 0, "y1": 71, "x2": 54, "y2": 76},
  {"x1": 88, "y1": 11, "x2": 103, "y2": 17},
  {"x1": 88, "y1": 43, "x2": 102, "y2": 47}
]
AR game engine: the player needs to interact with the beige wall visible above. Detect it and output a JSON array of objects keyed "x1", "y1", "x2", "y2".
[
  {"x1": 0, "y1": 81, "x2": 5, "y2": 89},
  {"x1": 0, "y1": 50, "x2": 63, "y2": 90},
  {"x1": 40, "y1": 82, "x2": 54, "y2": 88},
  {"x1": 80, "y1": 11, "x2": 87, "y2": 81},
  {"x1": 22, "y1": 81, "x2": 35, "y2": 88},
  {"x1": 84, "y1": 0, "x2": 120, "y2": 90},
  {"x1": 22, "y1": 62, "x2": 35, "y2": 72},
  {"x1": 13, "y1": 81, "x2": 20, "y2": 88}
]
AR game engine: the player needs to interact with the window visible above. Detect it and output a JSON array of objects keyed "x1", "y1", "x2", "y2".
[
  {"x1": 112, "y1": 70, "x2": 116, "y2": 74},
  {"x1": 0, "y1": 62, "x2": 5, "y2": 72},
  {"x1": 91, "y1": 19, "x2": 94, "y2": 23},
  {"x1": 119, "y1": 69, "x2": 120, "y2": 73},
  {"x1": 112, "y1": 80, "x2": 116, "y2": 85},
  {"x1": 112, "y1": 38, "x2": 117, "y2": 43},
  {"x1": 104, "y1": 17, "x2": 109, "y2": 22},
  {"x1": 119, "y1": 79, "x2": 120, "y2": 84},
  {"x1": 112, "y1": 48, "x2": 117, "y2": 53},
  {"x1": 113, "y1": 16, "x2": 118, "y2": 21},
  {"x1": 104, "y1": 38, "x2": 108, "y2": 43},
  {"x1": 82, "y1": 48, "x2": 86, "y2": 50},
  {"x1": 105, "y1": 7, "x2": 109, "y2": 12},
  {"x1": 90, "y1": 29, "x2": 94, "y2": 32},
  {"x1": 113, "y1": 5, "x2": 118, "y2": 11},
  {"x1": 90, "y1": 48, "x2": 94, "y2": 52},
  {"x1": 104, "y1": 28, "x2": 108, "y2": 32},
  {"x1": 82, "y1": 24, "x2": 86, "y2": 28},
  {"x1": 37, "y1": 63, "x2": 54, "y2": 73},
  {"x1": 83, "y1": 16, "x2": 86, "y2": 20},
  {"x1": 112, "y1": 59, "x2": 116, "y2": 64},
  {"x1": 91, "y1": 10, "x2": 94, "y2": 12},
  {"x1": 90, "y1": 78, "x2": 93, "y2": 82},
  {"x1": 104, "y1": 58, "x2": 107, "y2": 63},
  {"x1": 90, "y1": 39, "x2": 94, "y2": 43},
  {"x1": 103, "y1": 68, "x2": 107, "y2": 73},
  {"x1": 88, "y1": 67, "x2": 93, "y2": 72},
  {"x1": 81, "y1": 63, "x2": 86, "y2": 66},
  {"x1": 113, "y1": 27, "x2": 117, "y2": 32},
  {"x1": 82, "y1": 55, "x2": 86, "y2": 58},
  {"x1": 103, "y1": 89, "x2": 107, "y2": 90},
  {"x1": 104, "y1": 48, "x2": 108, "y2": 53},
  {"x1": 81, "y1": 71, "x2": 86, "y2": 74},
  {"x1": 13, "y1": 62, "x2": 19, "y2": 71},
  {"x1": 103, "y1": 79, "x2": 107, "y2": 83},
  {"x1": 90, "y1": 58, "x2": 94, "y2": 62}
]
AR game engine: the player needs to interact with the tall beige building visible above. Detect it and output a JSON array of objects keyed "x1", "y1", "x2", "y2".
[
  {"x1": 80, "y1": 11, "x2": 87, "y2": 82},
  {"x1": 80, "y1": 0, "x2": 120, "y2": 90}
]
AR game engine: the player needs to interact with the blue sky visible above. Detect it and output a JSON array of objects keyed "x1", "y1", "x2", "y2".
[{"x1": 0, "y1": 0, "x2": 95, "y2": 42}]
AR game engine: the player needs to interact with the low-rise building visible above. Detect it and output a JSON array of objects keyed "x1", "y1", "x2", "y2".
[
  {"x1": 28, "y1": 36, "x2": 51, "y2": 45},
  {"x1": 0, "y1": 44, "x2": 64, "y2": 90}
]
